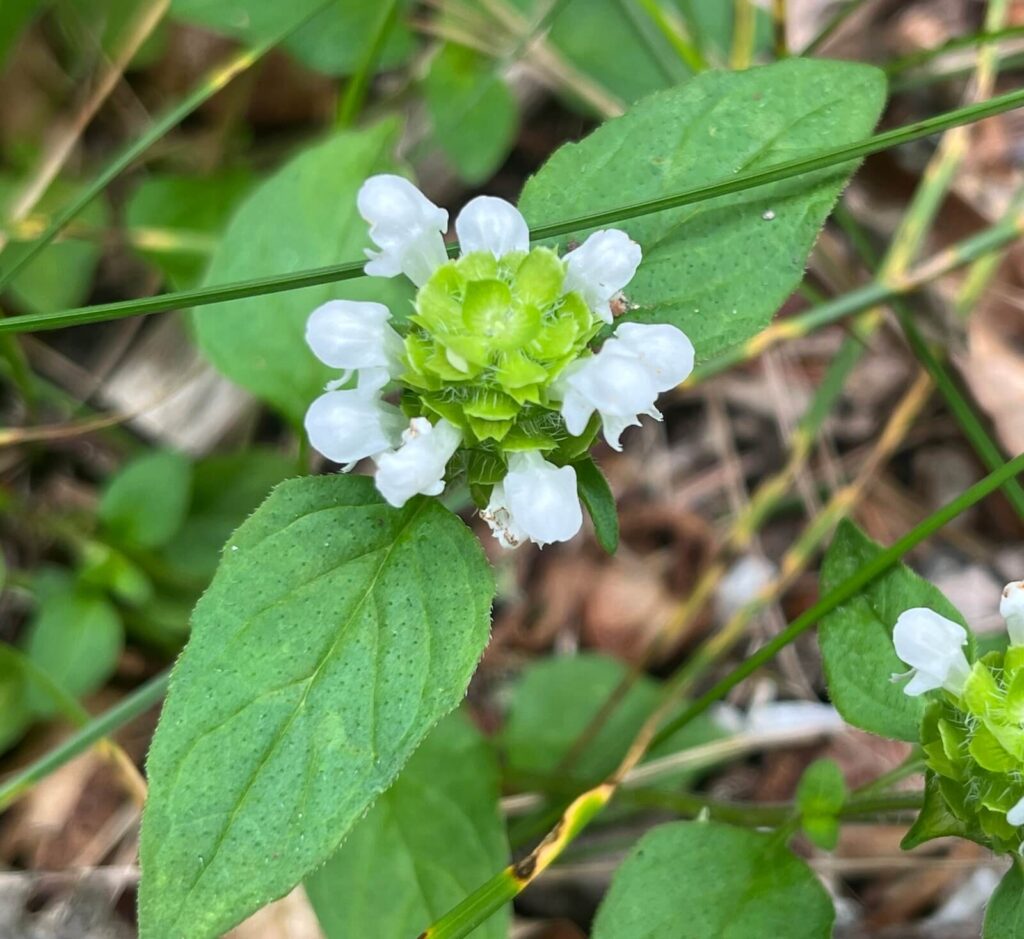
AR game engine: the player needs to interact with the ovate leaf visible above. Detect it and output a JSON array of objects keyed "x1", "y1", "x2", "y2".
[
  {"x1": 818, "y1": 520, "x2": 971, "y2": 742},
  {"x1": 592, "y1": 820, "x2": 834, "y2": 938},
  {"x1": 574, "y1": 455, "x2": 618, "y2": 554},
  {"x1": 192, "y1": 121, "x2": 413, "y2": 425},
  {"x1": 796, "y1": 758, "x2": 846, "y2": 851},
  {"x1": 138, "y1": 475, "x2": 494, "y2": 938},
  {"x1": 99, "y1": 450, "x2": 192, "y2": 550},
  {"x1": 305, "y1": 710, "x2": 509, "y2": 939},
  {"x1": 423, "y1": 43, "x2": 517, "y2": 184},
  {"x1": 519, "y1": 59, "x2": 887, "y2": 360},
  {"x1": 984, "y1": 860, "x2": 1024, "y2": 938}
]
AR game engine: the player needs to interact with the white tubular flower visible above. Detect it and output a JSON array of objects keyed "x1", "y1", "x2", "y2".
[
  {"x1": 1008, "y1": 795, "x2": 1024, "y2": 826},
  {"x1": 357, "y1": 174, "x2": 449, "y2": 286},
  {"x1": 305, "y1": 300, "x2": 404, "y2": 381},
  {"x1": 305, "y1": 384, "x2": 404, "y2": 470},
  {"x1": 892, "y1": 608, "x2": 971, "y2": 697},
  {"x1": 454, "y1": 196, "x2": 530, "y2": 258},
  {"x1": 373, "y1": 417, "x2": 461, "y2": 508},
  {"x1": 563, "y1": 229, "x2": 642, "y2": 323},
  {"x1": 482, "y1": 451, "x2": 582, "y2": 548},
  {"x1": 1001, "y1": 581, "x2": 1024, "y2": 647},
  {"x1": 556, "y1": 321, "x2": 693, "y2": 450}
]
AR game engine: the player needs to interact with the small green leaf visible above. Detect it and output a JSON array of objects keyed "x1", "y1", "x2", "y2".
[
  {"x1": 99, "y1": 450, "x2": 192, "y2": 550},
  {"x1": 573, "y1": 455, "x2": 619, "y2": 554},
  {"x1": 0, "y1": 650, "x2": 30, "y2": 753},
  {"x1": 592, "y1": 820, "x2": 835, "y2": 938},
  {"x1": 818, "y1": 519, "x2": 971, "y2": 742},
  {"x1": 519, "y1": 59, "x2": 887, "y2": 361},
  {"x1": 305, "y1": 710, "x2": 509, "y2": 939},
  {"x1": 25, "y1": 579, "x2": 123, "y2": 714},
  {"x1": 902, "y1": 772, "x2": 982, "y2": 850},
  {"x1": 423, "y1": 43, "x2": 518, "y2": 184},
  {"x1": 192, "y1": 122, "x2": 413, "y2": 425},
  {"x1": 501, "y1": 654, "x2": 721, "y2": 784},
  {"x1": 138, "y1": 475, "x2": 494, "y2": 938},
  {"x1": 796, "y1": 759, "x2": 847, "y2": 851},
  {"x1": 984, "y1": 860, "x2": 1024, "y2": 938}
]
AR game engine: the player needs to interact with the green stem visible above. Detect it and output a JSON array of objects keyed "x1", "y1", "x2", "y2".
[
  {"x1": 0, "y1": 669, "x2": 170, "y2": 811},
  {"x1": 799, "y1": 0, "x2": 871, "y2": 55},
  {"x1": 6, "y1": 88, "x2": 1024, "y2": 337},
  {"x1": 633, "y1": 0, "x2": 707, "y2": 73},
  {"x1": 652, "y1": 450, "x2": 1024, "y2": 748},
  {"x1": 335, "y1": 0, "x2": 402, "y2": 128},
  {"x1": 885, "y1": 24, "x2": 1024, "y2": 76},
  {"x1": 0, "y1": 0, "x2": 332, "y2": 294},
  {"x1": 614, "y1": 0, "x2": 689, "y2": 84}
]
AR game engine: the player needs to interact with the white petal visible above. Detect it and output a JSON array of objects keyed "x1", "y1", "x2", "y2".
[
  {"x1": 564, "y1": 229, "x2": 642, "y2": 322},
  {"x1": 306, "y1": 300, "x2": 404, "y2": 375},
  {"x1": 902, "y1": 669, "x2": 941, "y2": 696},
  {"x1": 1001, "y1": 581, "x2": 1024, "y2": 646},
  {"x1": 373, "y1": 417, "x2": 461, "y2": 508},
  {"x1": 358, "y1": 175, "x2": 448, "y2": 286},
  {"x1": 502, "y1": 451, "x2": 583, "y2": 547},
  {"x1": 304, "y1": 390, "x2": 403, "y2": 466},
  {"x1": 613, "y1": 322, "x2": 695, "y2": 390},
  {"x1": 1008, "y1": 795, "x2": 1024, "y2": 827},
  {"x1": 716, "y1": 555, "x2": 776, "y2": 623},
  {"x1": 455, "y1": 196, "x2": 530, "y2": 258},
  {"x1": 892, "y1": 608, "x2": 970, "y2": 697},
  {"x1": 481, "y1": 482, "x2": 527, "y2": 550}
]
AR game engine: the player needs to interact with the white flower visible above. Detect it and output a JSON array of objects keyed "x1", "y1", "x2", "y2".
[
  {"x1": 563, "y1": 229, "x2": 642, "y2": 323},
  {"x1": 1008, "y1": 795, "x2": 1024, "y2": 826},
  {"x1": 716, "y1": 555, "x2": 776, "y2": 623},
  {"x1": 305, "y1": 300, "x2": 404, "y2": 383},
  {"x1": 556, "y1": 321, "x2": 694, "y2": 450},
  {"x1": 454, "y1": 196, "x2": 529, "y2": 258},
  {"x1": 482, "y1": 451, "x2": 582, "y2": 548},
  {"x1": 892, "y1": 608, "x2": 971, "y2": 697},
  {"x1": 373, "y1": 417, "x2": 461, "y2": 508},
  {"x1": 304, "y1": 378, "x2": 404, "y2": 469},
  {"x1": 1001, "y1": 581, "x2": 1024, "y2": 647},
  {"x1": 358, "y1": 174, "x2": 449, "y2": 286}
]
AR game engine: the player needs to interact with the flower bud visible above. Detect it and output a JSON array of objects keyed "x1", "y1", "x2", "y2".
[
  {"x1": 892, "y1": 608, "x2": 970, "y2": 697},
  {"x1": 482, "y1": 451, "x2": 582, "y2": 548},
  {"x1": 1001, "y1": 581, "x2": 1024, "y2": 647},
  {"x1": 358, "y1": 175, "x2": 448, "y2": 286},
  {"x1": 564, "y1": 229, "x2": 642, "y2": 323},
  {"x1": 373, "y1": 418, "x2": 461, "y2": 508},
  {"x1": 454, "y1": 196, "x2": 530, "y2": 258},
  {"x1": 305, "y1": 300, "x2": 404, "y2": 379}
]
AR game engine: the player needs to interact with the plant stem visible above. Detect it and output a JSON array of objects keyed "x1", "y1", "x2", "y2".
[
  {"x1": 6, "y1": 88, "x2": 1024, "y2": 336},
  {"x1": 799, "y1": 0, "x2": 870, "y2": 56},
  {"x1": 335, "y1": 0, "x2": 402, "y2": 128}
]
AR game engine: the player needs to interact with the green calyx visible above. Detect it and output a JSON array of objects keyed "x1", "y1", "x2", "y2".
[
  {"x1": 400, "y1": 248, "x2": 601, "y2": 467},
  {"x1": 909, "y1": 647, "x2": 1024, "y2": 854}
]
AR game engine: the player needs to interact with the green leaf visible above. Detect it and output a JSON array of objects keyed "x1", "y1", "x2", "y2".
[
  {"x1": 984, "y1": 860, "x2": 1024, "y2": 938},
  {"x1": 159, "y1": 449, "x2": 293, "y2": 582},
  {"x1": 305, "y1": 710, "x2": 509, "y2": 939},
  {"x1": 191, "y1": 121, "x2": 413, "y2": 425},
  {"x1": 592, "y1": 820, "x2": 835, "y2": 938},
  {"x1": 0, "y1": 650, "x2": 30, "y2": 753},
  {"x1": 573, "y1": 455, "x2": 618, "y2": 554},
  {"x1": 24, "y1": 579, "x2": 123, "y2": 714},
  {"x1": 423, "y1": 44, "x2": 517, "y2": 185},
  {"x1": 169, "y1": 0, "x2": 415, "y2": 75},
  {"x1": 902, "y1": 772, "x2": 982, "y2": 850},
  {"x1": 285, "y1": 0, "x2": 416, "y2": 76},
  {"x1": 519, "y1": 59, "x2": 887, "y2": 361},
  {"x1": 138, "y1": 475, "x2": 494, "y2": 939},
  {"x1": 125, "y1": 171, "x2": 253, "y2": 289},
  {"x1": 501, "y1": 653, "x2": 721, "y2": 784},
  {"x1": 796, "y1": 758, "x2": 846, "y2": 851},
  {"x1": 99, "y1": 450, "x2": 192, "y2": 550},
  {"x1": 818, "y1": 519, "x2": 971, "y2": 742},
  {"x1": 0, "y1": 174, "x2": 109, "y2": 314},
  {"x1": 0, "y1": 0, "x2": 40, "y2": 69}
]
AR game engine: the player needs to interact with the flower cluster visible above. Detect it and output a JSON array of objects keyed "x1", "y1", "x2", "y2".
[
  {"x1": 893, "y1": 581, "x2": 1024, "y2": 853},
  {"x1": 304, "y1": 175, "x2": 694, "y2": 548}
]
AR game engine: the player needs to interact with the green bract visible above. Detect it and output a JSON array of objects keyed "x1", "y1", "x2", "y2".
[
  {"x1": 401, "y1": 247, "x2": 601, "y2": 487},
  {"x1": 909, "y1": 647, "x2": 1024, "y2": 854}
]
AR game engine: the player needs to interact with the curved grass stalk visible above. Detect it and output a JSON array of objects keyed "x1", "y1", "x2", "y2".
[
  {"x1": 799, "y1": 0, "x2": 870, "y2": 56},
  {"x1": 4, "y1": 87, "x2": 1024, "y2": 336},
  {"x1": 421, "y1": 449, "x2": 1024, "y2": 939},
  {"x1": 0, "y1": 0, "x2": 333, "y2": 294}
]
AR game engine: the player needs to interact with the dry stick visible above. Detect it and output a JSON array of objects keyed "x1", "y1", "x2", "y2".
[{"x1": 0, "y1": 0, "x2": 171, "y2": 253}]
